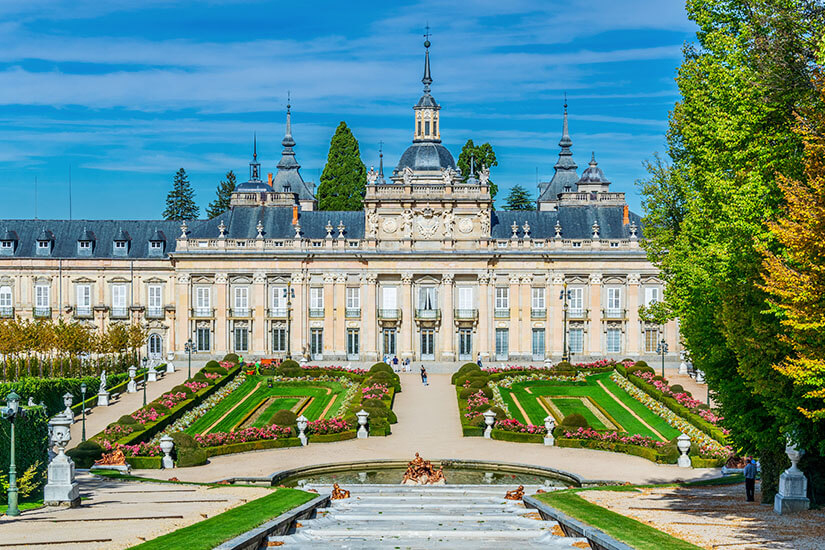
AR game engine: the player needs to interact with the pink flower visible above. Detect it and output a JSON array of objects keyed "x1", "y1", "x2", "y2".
[
  {"x1": 494, "y1": 418, "x2": 548, "y2": 435},
  {"x1": 131, "y1": 407, "x2": 164, "y2": 425},
  {"x1": 195, "y1": 424, "x2": 293, "y2": 447},
  {"x1": 184, "y1": 381, "x2": 209, "y2": 392}
]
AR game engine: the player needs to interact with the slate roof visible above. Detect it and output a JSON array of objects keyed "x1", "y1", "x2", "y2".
[
  {"x1": 490, "y1": 206, "x2": 643, "y2": 240},
  {"x1": 395, "y1": 142, "x2": 456, "y2": 172},
  {"x1": 193, "y1": 207, "x2": 366, "y2": 240}
]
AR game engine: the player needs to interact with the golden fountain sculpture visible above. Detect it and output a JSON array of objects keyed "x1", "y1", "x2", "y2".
[{"x1": 401, "y1": 453, "x2": 446, "y2": 485}]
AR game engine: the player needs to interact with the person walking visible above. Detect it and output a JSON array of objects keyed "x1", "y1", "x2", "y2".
[
  {"x1": 744, "y1": 457, "x2": 757, "y2": 502},
  {"x1": 420, "y1": 365, "x2": 428, "y2": 386},
  {"x1": 476, "y1": 353, "x2": 483, "y2": 369}
]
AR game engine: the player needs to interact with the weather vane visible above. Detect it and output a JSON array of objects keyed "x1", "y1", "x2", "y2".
[{"x1": 424, "y1": 23, "x2": 431, "y2": 47}]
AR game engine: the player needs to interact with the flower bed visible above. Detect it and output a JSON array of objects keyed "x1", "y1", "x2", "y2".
[
  {"x1": 495, "y1": 418, "x2": 547, "y2": 435},
  {"x1": 306, "y1": 417, "x2": 351, "y2": 435},
  {"x1": 195, "y1": 425, "x2": 294, "y2": 447},
  {"x1": 131, "y1": 408, "x2": 164, "y2": 425},
  {"x1": 560, "y1": 427, "x2": 663, "y2": 449},
  {"x1": 184, "y1": 380, "x2": 209, "y2": 392},
  {"x1": 635, "y1": 371, "x2": 725, "y2": 427}
]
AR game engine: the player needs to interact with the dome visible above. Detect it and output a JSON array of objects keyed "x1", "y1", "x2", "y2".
[
  {"x1": 395, "y1": 142, "x2": 456, "y2": 172},
  {"x1": 235, "y1": 181, "x2": 273, "y2": 192},
  {"x1": 577, "y1": 153, "x2": 610, "y2": 185}
]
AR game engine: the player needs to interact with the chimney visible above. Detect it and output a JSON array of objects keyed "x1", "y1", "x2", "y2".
[
  {"x1": 623, "y1": 204, "x2": 629, "y2": 225},
  {"x1": 292, "y1": 205, "x2": 299, "y2": 225},
  {"x1": 267, "y1": 172, "x2": 273, "y2": 187}
]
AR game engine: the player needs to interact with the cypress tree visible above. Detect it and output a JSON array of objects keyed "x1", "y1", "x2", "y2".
[
  {"x1": 206, "y1": 170, "x2": 236, "y2": 219},
  {"x1": 457, "y1": 139, "x2": 498, "y2": 198},
  {"x1": 163, "y1": 168, "x2": 200, "y2": 220},
  {"x1": 317, "y1": 121, "x2": 366, "y2": 211},
  {"x1": 503, "y1": 185, "x2": 535, "y2": 210}
]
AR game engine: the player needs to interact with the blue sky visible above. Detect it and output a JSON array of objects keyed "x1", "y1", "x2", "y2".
[{"x1": 0, "y1": 0, "x2": 697, "y2": 219}]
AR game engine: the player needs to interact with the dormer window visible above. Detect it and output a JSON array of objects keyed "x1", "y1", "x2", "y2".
[
  {"x1": 79, "y1": 241, "x2": 91, "y2": 250},
  {"x1": 37, "y1": 240, "x2": 50, "y2": 249},
  {"x1": 150, "y1": 241, "x2": 162, "y2": 250},
  {"x1": 1, "y1": 241, "x2": 12, "y2": 249},
  {"x1": 148, "y1": 229, "x2": 166, "y2": 256},
  {"x1": 0, "y1": 230, "x2": 18, "y2": 255},
  {"x1": 114, "y1": 241, "x2": 126, "y2": 249},
  {"x1": 112, "y1": 228, "x2": 131, "y2": 256}
]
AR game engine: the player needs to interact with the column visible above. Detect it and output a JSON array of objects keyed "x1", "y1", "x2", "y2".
[
  {"x1": 323, "y1": 273, "x2": 335, "y2": 357},
  {"x1": 477, "y1": 272, "x2": 490, "y2": 361},
  {"x1": 364, "y1": 273, "x2": 378, "y2": 362},
  {"x1": 520, "y1": 275, "x2": 532, "y2": 360},
  {"x1": 587, "y1": 273, "x2": 602, "y2": 356},
  {"x1": 176, "y1": 274, "x2": 190, "y2": 355},
  {"x1": 551, "y1": 273, "x2": 564, "y2": 356},
  {"x1": 440, "y1": 273, "x2": 455, "y2": 361},
  {"x1": 252, "y1": 272, "x2": 266, "y2": 355},
  {"x1": 400, "y1": 272, "x2": 413, "y2": 359},
  {"x1": 214, "y1": 273, "x2": 228, "y2": 356},
  {"x1": 334, "y1": 273, "x2": 347, "y2": 358},
  {"x1": 290, "y1": 273, "x2": 305, "y2": 359},
  {"x1": 626, "y1": 274, "x2": 641, "y2": 356},
  {"x1": 508, "y1": 274, "x2": 520, "y2": 359}
]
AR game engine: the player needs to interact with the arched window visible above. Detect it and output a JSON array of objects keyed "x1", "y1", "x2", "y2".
[{"x1": 148, "y1": 334, "x2": 162, "y2": 357}]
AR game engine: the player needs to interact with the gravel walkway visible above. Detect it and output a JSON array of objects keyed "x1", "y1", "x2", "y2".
[{"x1": 578, "y1": 482, "x2": 825, "y2": 549}]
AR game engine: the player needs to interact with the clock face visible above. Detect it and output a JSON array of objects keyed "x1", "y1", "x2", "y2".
[
  {"x1": 458, "y1": 217, "x2": 474, "y2": 234},
  {"x1": 382, "y1": 218, "x2": 398, "y2": 233}
]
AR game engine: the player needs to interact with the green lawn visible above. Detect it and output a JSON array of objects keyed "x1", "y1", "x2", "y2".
[
  {"x1": 535, "y1": 490, "x2": 702, "y2": 550},
  {"x1": 0, "y1": 498, "x2": 43, "y2": 515},
  {"x1": 128, "y1": 488, "x2": 315, "y2": 550},
  {"x1": 501, "y1": 372, "x2": 681, "y2": 441},
  {"x1": 184, "y1": 377, "x2": 345, "y2": 435}
]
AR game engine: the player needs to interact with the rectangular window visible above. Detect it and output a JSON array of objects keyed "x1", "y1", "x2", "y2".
[
  {"x1": 1, "y1": 241, "x2": 12, "y2": 249},
  {"x1": 196, "y1": 287, "x2": 211, "y2": 315},
  {"x1": 457, "y1": 287, "x2": 473, "y2": 310},
  {"x1": 347, "y1": 328, "x2": 360, "y2": 359},
  {"x1": 150, "y1": 241, "x2": 162, "y2": 250},
  {"x1": 606, "y1": 328, "x2": 622, "y2": 354},
  {"x1": 346, "y1": 287, "x2": 360, "y2": 309},
  {"x1": 196, "y1": 327, "x2": 211, "y2": 352},
  {"x1": 532, "y1": 328, "x2": 545, "y2": 360},
  {"x1": 532, "y1": 287, "x2": 545, "y2": 309},
  {"x1": 644, "y1": 287, "x2": 660, "y2": 307},
  {"x1": 572, "y1": 241, "x2": 582, "y2": 248},
  {"x1": 425, "y1": 120, "x2": 431, "y2": 135},
  {"x1": 310, "y1": 328, "x2": 323, "y2": 359},
  {"x1": 0, "y1": 286, "x2": 11, "y2": 307},
  {"x1": 37, "y1": 241, "x2": 50, "y2": 249},
  {"x1": 234, "y1": 326, "x2": 248, "y2": 352},
  {"x1": 382, "y1": 286, "x2": 397, "y2": 309},
  {"x1": 495, "y1": 287, "x2": 509, "y2": 310},
  {"x1": 272, "y1": 327, "x2": 287, "y2": 353},
  {"x1": 610, "y1": 242, "x2": 620, "y2": 248},
  {"x1": 271, "y1": 286, "x2": 287, "y2": 316},
  {"x1": 78, "y1": 241, "x2": 91, "y2": 249},
  {"x1": 35, "y1": 284, "x2": 49, "y2": 307},
  {"x1": 148, "y1": 285, "x2": 162, "y2": 308},
  {"x1": 418, "y1": 286, "x2": 437, "y2": 310},
  {"x1": 569, "y1": 328, "x2": 584, "y2": 354},
  {"x1": 112, "y1": 284, "x2": 127, "y2": 309},
  {"x1": 234, "y1": 287, "x2": 249, "y2": 313},
  {"x1": 645, "y1": 329, "x2": 660, "y2": 353},
  {"x1": 495, "y1": 328, "x2": 509, "y2": 361},
  {"x1": 76, "y1": 284, "x2": 91, "y2": 307},
  {"x1": 569, "y1": 287, "x2": 584, "y2": 315},
  {"x1": 310, "y1": 287, "x2": 324, "y2": 309},
  {"x1": 607, "y1": 287, "x2": 622, "y2": 317}
]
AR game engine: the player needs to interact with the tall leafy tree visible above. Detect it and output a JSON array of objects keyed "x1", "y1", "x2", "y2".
[
  {"x1": 163, "y1": 168, "x2": 199, "y2": 220},
  {"x1": 639, "y1": 0, "x2": 824, "y2": 502},
  {"x1": 457, "y1": 139, "x2": 498, "y2": 198},
  {"x1": 317, "y1": 122, "x2": 366, "y2": 211},
  {"x1": 503, "y1": 185, "x2": 535, "y2": 210},
  {"x1": 205, "y1": 170, "x2": 236, "y2": 219}
]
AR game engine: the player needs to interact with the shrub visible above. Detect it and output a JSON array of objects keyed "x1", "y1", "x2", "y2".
[
  {"x1": 369, "y1": 417, "x2": 390, "y2": 435},
  {"x1": 555, "y1": 361, "x2": 574, "y2": 370},
  {"x1": 259, "y1": 367, "x2": 275, "y2": 376},
  {"x1": 386, "y1": 409, "x2": 398, "y2": 424},
  {"x1": 459, "y1": 387, "x2": 475, "y2": 400},
  {"x1": 560, "y1": 413, "x2": 589, "y2": 430},
  {"x1": 66, "y1": 440, "x2": 104, "y2": 469},
  {"x1": 653, "y1": 375, "x2": 666, "y2": 382},
  {"x1": 280, "y1": 359, "x2": 300, "y2": 370},
  {"x1": 222, "y1": 353, "x2": 239, "y2": 364},
  {"x1": 468, "y1": 415, "x2": 487, "y2": 427},
  {"x1": 203, "y1": 365, "x2": 228, "y2": 376},
  {"x1": 467, "y1": 378, "x2": 489, "y2": 390},
  {"x1": 633, "y1": 360, "x2": 650, "y2": 369},
  {"x1": 271, "y1": 409, "x2": 297, "y2": 427},
  {"x1": 171, "y1": 384, "x2": 195, "y2": 397},
  {"x1": 452, "y1": 363, "x2": 481, "y2": 384},
  {"x1": 278, "y1": 360, "x2": 302, "y2": 376},
  {"x1": 367, "y1": 371, "x2": 394, "y2": 383},
  {"x1": 118, "y1": 414, "x2": 139, "y2": 425},
  {"x1": 204, "y1": 360, "x2": 220, "y2": 370},
  {"x1": 176, "y1": 447, "x2": 208, "y2": 468},
  {"x1": 171, "y1": 432, "x2": 198, "y2": 450},
  {"x1": 148, "y1": 402, "x2": 169, "y2": 414},
  {"x1": 369, "y1": 362, "x2": 394, "y2": 375},
  {"x1": 363, "y1": 405, "x2": 389, "y2": 419},
  {"x1": 472, "y1": 402, "x2": 492, "y2": 413},
  {"x1": 0, "y1": 407, "x2": 48, "y2": 498},
  {"x1": 489, "y1": 406, "x2": 507, "y2": 419},
  {"x1": 361, "y1": 397, "x2": 387, "y2": 409},
  {"x1": 669, "y1": 384, "x2": 684, "y2": 393}
]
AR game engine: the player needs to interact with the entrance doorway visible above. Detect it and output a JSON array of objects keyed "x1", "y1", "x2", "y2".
[
  {"x1": 347, "y1": 328, "x2": 360, "y2": 361},
  {"x1": 420, "y1": 329, "x2": 435, "y2": 360},
  {"x1": 495, "y1": 328, "x2": 509, "y2": 361},
  {"x1": 382, "y1": 329, "x2": 397, "y2": 358},
  {"x1": 458, "y1": 329, "x2": 472, "y2": 361},
  {"x1": 310, "y1": 328, "x2": 323, "y2": 360},
  {"x1": 148, "y1": 333, "x2": 162, "y2": 359}
]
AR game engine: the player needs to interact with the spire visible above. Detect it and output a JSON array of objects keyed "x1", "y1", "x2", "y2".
[
  {"x1": 284, "y1": 92, "x2": 293, "y2": 146},
  {"x1": 249, "y1": 132, "x2": 261, "y2": 182},
  {"x1": 378, "y1": 141, "x2": 384, "y2": 178},
  {"x1": 253, "y1": 132, "x2": 257, "y2": 161},
  {"x1": 422, "y1": 25, "x2": 432, "y2": 92},
  {"x1": 270, "y1": 96, "x2": 313, "y2": 201},
  {"x1": 537, "y1": 100, "x2": 579, "y2": 204},
  {"x1": 560, "y1": 93, "x2": 571, "y2": 148}
]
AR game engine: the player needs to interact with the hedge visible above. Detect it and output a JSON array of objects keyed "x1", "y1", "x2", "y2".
[
  {"x1": 491, "y1": 429, "x2": 544, "y2": 444},
  {"x1": 691, "y1": 455, "x2": 726, "y2": 468},
  {"x1": 456, "y1": 387, "x2": 484, "y2": 437},
  {"x1": 556, "y1": 438, "x2": 667, "y2": 463},
  {"x1": 203, "y1": 437, "x2": 302, "y2": 458},
  {"x1": 126, "y1": 456, "x2": 162, "y2": 469},
  {"x1": 310, "y1": 429, "x2": 357, "y2": 443},
  {"x1": 462, "y1": 425, "x2": 484, "y2": 437},
  {"x1": 0, "y1": 406, "x2": 49, "y2": 499}
]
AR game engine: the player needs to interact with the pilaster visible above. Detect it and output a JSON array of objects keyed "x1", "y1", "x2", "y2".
[
  {"x1": 520, "y1": 274, "x2": 532, "y2": 359},
  {"x1": 323, "y1": 273, "x2": 335, "y2": 357},
  {"x1": 334, "y1": 273, "x2": 347, "y2": 358},
  {"x1": 627, "y1": 273, "x2": 641, "y2": 355},
  {"x1": 291, "y1": 273, "x2": 305, "y2": 359},
  {"x1": 588, "y1": 273, "x2": 602, "y2": 356},
  {"x1": 477, "y1": 272, "x2": 490, "y2": 361},
  {"x1": 176, "y1": 273, "x2": 190, "y2": 354},
  {"x1": 551, "y1": 273, "x2": 564, "y2": 356},
  {"x1": 509, "y1": 274, "x2": 520, "y2": 358},
  {"x1": 400, "y1": 272, "x2": 413, "y2": 359},
  {"x1": 215, "y1": 273, "x2": 228, "y2": 356},
  {"x1": 440, "y1": 273, "x2": 455, "y2": 361},
  {"x1": 364, "y1": 273, "x2": 378, "y2": 361},
  {"x1": 252, "y1": 272, "x2": 266, "y2": 355}
]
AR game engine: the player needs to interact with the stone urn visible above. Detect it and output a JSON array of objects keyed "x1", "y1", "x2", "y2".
[
  {"x1": 44, "y1": 413, "x2": 80, "y2": 507},
  {"x1": 356, "y1": 409, "x2": 369, "y2": 439},
  {"x1": 695, "y1": 369, "x2": 705, "y2": 383},
  {"x1": 676, "y1": 433, "x2": 692, "y2": 468},
  {"x1": 147, "y1": 362, "x2": 158, "y2": 383},
  {"x1": 159, "y1": 435, "x2": 175, "y2": 469},
  {"x1": 483, "y1": 409, "x2": 497, "y2": 439},
  {"x1": 127, "y1": 365, "x2": 137, "y2": 393},
  {"x1": 62, "y1": 392, "x2": 74, "y2": 422},
  {"x1": 774, "y1": 437, "x2": 810, "y2": 514},
  {"x1": 543, "y1": 415, "x2": 556, "y2": 446},
  {"x1": 296, "y1": 415, "x2": 309, "y2": 446}
]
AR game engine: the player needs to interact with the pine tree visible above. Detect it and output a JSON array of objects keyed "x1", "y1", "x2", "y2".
[
  {"x1": 163, "y1": 168, "x2": 200, "y2": 220},
  {"x1": 317, "y1": 122, "x2": 366, "y2": 211},
  {"x1": 205, "y1": 170, "x2": 236, "y2": 219},
  {"x1": 457, "y1": 139, "x2": 498, "y2": 198},
  {"x1": 503, "y1": 185, "x2": 535, "y2": 210}
]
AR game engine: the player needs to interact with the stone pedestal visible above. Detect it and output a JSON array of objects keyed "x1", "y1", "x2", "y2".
[
  {"x1": 127, "y1": 379, "x2": 137, "y2": 393},
  {"x1": 543, "y1": 415, "x2": 555, "y2": 446},
  {"x1": 147, "y1": 368, "x2": 158, "y2": 383},
  {"x1": 678, "y1": 361, "x2": 688, "y2": 375},
  {"x1": 483, "y1": 410, "x2": 496, "y2": 439},
  {"x1": 543, "y1": 435, "x2": 555, "y2": 446},
  {"x1": 695, "y1": 370, "x2": 705, "y2": 383},
  {"x1": 774, "y1": 441, "x2": 810, "y2": 514},
  {"x1": 97, "y1": 391, "x2": 110, "y2": 407},
  {"x1": 160, "y1": 435, "x2": 175, "y2": 469},
  {"x1": 44, "y1": 413, "x2": 80, "y2": 507},
  {"x1": 165, "y1": 361, "x2": 175, "y2": 374}
]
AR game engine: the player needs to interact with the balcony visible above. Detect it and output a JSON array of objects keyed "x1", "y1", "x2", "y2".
[
  {"x1": 110, "y1": 307, "x2": 129, "y2": 319},
  {"x1": 74, "y1": 306, "x2": 93, "y2": 319},
  {"x1": 33, "y1": 306, "x2": 51, "y2": 318},
  {"x1": 454, "y1": 308, "x2": 478, "y2": 321},
  {"x1": 309, "y1": 308, "x2": 325, "y2": 318},
  {"x1": 378, "y1": 308, "x2": 401, "y2": 321},
  {"x1": 228, "y1": 307, "x2": 252, "y2": 318},
  {"x1": 567, "y1": 308, "x2": 589, "y2": 320},
  {"x1": 414, "y1": 308, "x2": 441, "y2": 321},
  {"x1": 494, "y1": 308, "x2": 510, "y2": 319},
  {"x1": 0, "y1": 306, "x2": 13, "y2": 318},
  {"x1": 191, "y1": 307, "x2": 215, "y2": 319},
  {"x1": 531, "y1": 308, "x2": 547, "y2": 319},
  {"x1": 345, "y1": 307, "x2": 361, "y2": 318},
  {"x1": 268, "y1": 307, "x2": 288, "y2": 319},
  {"x1": 146, "y1": 307, "x2": 165, "y2": 319},
  {"x1": 602, "y1": 308, "x2": 626, "y2": 320}
]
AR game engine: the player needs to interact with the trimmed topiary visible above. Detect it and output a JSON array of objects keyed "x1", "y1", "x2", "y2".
[
  {"x1": 459, "y1": 387, "x2": 475, "y2": 400},
  {"x1": 66, "y1": 440, "x2": 104, "y2": 468},
  {"x1": 118, "y1": 414, "x2": 138, "y2": 425},
  {"x1": 271, "y1": 409, "x2": 297, "y2": 427},
  {"x1": 472, "y1": 402, "x2": 492, "y2": 413},
  {"x1": 361, "y1": 398, "x2": 387, "y2": 409},
  {"x1": 222, "y1": 353, "x2": 239, "y2": 364},
  {"x1": 669, "y1": 384, "x2": 684, "y2": 393},
  {"x1": 171, "y1": 384, "x2": 195, "y2": 397},
  {"x1": 369, "y1": 362, "x2": 394, "y2": 375},
  {"x1": 204, "y1": 360, "x2": 220, "y2": 370},
  {"x1": 176, "y1": 447, "x2": 208, "y2": 467},
  {"x1": 653, "y1": 375, "x2": 666, "y2": 382},
  {"x1": 363, "y1": 405, "x2": 389, "y2": 419},
  {"x1": 386, "y1": 409, "x2": 398, "y2": 424},
  {"x1": 452, "y1": 363, "x2": 481, "y2": 384},
  {"x1": 633, "y1": 360, "x2": 650, "y2": 369},
  {"x1": 280, "y1": 359, "x2": 300, "y2": 370},
  {"x1": 489, "y1": 406, "x2": 507, "y2": 419},
  {"x1": 468, "y1": 414, "x2": 487, "y2": 427},
  {"x1": 560, "y1": 413, "x2": 589, "y2": 430},
  {"x1": 555, "y1": 361, "x2": 574, "y2": 370},
  {"x1": 171, "y1": 432, "x2": 198, "y2": 450}
]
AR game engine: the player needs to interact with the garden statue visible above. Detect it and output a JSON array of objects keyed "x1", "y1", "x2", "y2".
[
  {"x1": 483, "y1": 409, "x2": 496, "y2": 439},
  {"x1": 331, "y1": 483, "x2": 350, "y2": 500},
  {"x1": 27, "y1": 396, "x2": 34, "y2": 406},
  {"x1": 97, "y1": 370, "x2": 111, "y2": 407},
  {"x1": 98, "y1": 370, "x2": 107, "y2": 393},
  {"x1": 504, "y1": 485, "x2": 525, "y2": 501},
  {"x1": 677, "y1": 434, "x2": 692, "y2": 468},
  {"x1": 401, "y1": 453, "x2": 447, "y2": 485},
  {"x1": 94, "y1": 448, "x2": 128, "y2": 470},
  {"x1": 296, "y1": 415, "x2": 308, "y2": 446},
  {"x1": 356, "y1": 409, "x2": 369, "y2": 439},
  {"x1": 159, "y1": 435, "x2": 175, "y2": 469},
  {"x1": 62, "y1": 392, "x2": 74, "y2": 421},
  {"x1": 774, "y1": 436, "x2": 811, "y2": 514},
  {"x1": 544, "y1": 415, "x2": 556, "y2": 446}
]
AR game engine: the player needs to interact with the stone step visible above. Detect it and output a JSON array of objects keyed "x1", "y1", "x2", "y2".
[
  {"x1": 301, "y1": 515, "x2": 548, "y2": 529},
  {"x1": 320, "y1": 511, "x2": 528, "y2": 520},
  {"x1": 265, "y1": 536, "x2": 581, "y2": 550},
  {"x1": 274, "y1": 527, "x2": 558, "y2": 540}
]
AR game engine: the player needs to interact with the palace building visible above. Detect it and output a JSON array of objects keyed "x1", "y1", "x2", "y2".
[{"x1": 0, "y1": 43, "x2": 679, "y2": 364}]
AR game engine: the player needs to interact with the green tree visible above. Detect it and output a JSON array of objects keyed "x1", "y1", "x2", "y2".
[
  {"x1": 457, "y1": 140, "x2": 498, "y2": 198},
  {"x1": 317, "y1": 122, "x2": 366, "y2": 211},
  {"x1": 639, "y1": 0, "x2": 825, "y2": 503},
  {"x1": 503, "y1": 185, "x2": 535, "y2": 210},
  {"x1": 205, "y1": 170, "x2": 236, "y2": 219},
  {"x1": 163, "y1": 168, "x2": 199, "y2": 220}
]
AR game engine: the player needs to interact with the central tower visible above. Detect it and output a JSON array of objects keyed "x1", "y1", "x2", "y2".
[{"x1": 413, "y1": 38, "x2": 440, "y2": 143}]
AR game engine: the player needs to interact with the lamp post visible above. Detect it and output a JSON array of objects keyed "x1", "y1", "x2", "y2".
[
  {"x1": 559, "y1": 282, "x2": 571, "y2": 362},
  {"x1": 141, "y1": 356, "x2": 148, "y2": 406},
  {"x1": 80, "y1": 383, "x2": 87, "y2": 442},
  {"x1": 286, "y1": 282, "x2": 293, "y2": 360},
  {"x1": 657, "y1": 337, "x2": 668, "y2": 378},
  {"x1": 2, "y1": 391, "x2": 23, "y2": 517},
  {"x1": 185, "y1": 338, "x2": 193, "y2": 379}
]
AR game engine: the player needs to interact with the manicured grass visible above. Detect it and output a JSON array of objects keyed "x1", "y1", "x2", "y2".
[
  {"x1": 185, "y1": 377, "x2": 260, "y2": 434},
  {"x1": 535, "y1": 490, "x2": 703, "y2": 550},
  {"x1": 0, "y1": 498, "x2": 43, "y2": 515},
  {"x1": 250, "y1": 397, "x2": 301, "y2": 428},
  {"x1": 502, "y1": 372, "x2": 681, "y2": 440},
  {"x1": 128, "y1": 488, "x2": 315, "y2": 550}
]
